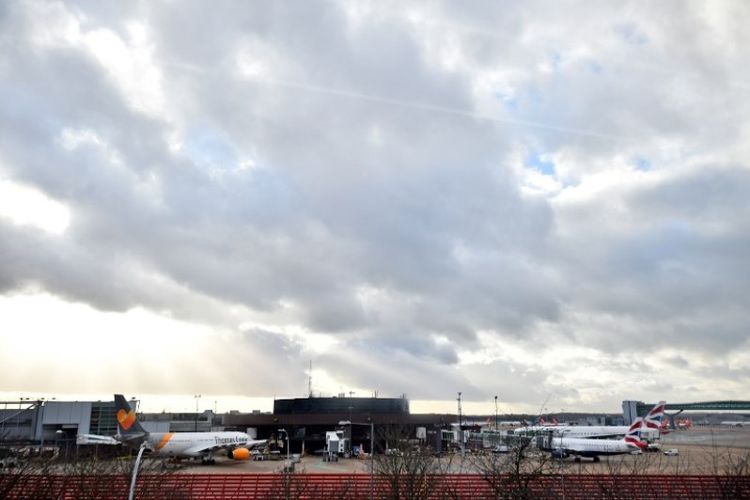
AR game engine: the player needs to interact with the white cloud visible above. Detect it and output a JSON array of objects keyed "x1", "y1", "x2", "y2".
[
  {"x1": 0, "y1": 178, "x2": 70, "y2": 235},
  {"x1": 0, "y1": 0, "x2": 748, "y2": 412}
]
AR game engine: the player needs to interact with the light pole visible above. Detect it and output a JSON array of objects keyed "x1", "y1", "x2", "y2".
[
  {"x1": 494, "y1": 395, "x2": 498, "y2": 431},
  {"x1": 128, "y1": 441, "x2": 149, "y2": 500},
  {"x1": 194, "y1": 395, "x2": 201, "y2": 432},
  {"x1": 348, "y1": 406, "x2": 353, "y2": 455},
  {"x1": 370, "y1": 422, "x2": 374, "y2": 500},
  {"x1": 340, "y1": 420, "x2": 374, "y2": 500},
  {"x1": 456, "y1": 392, "x2": 463, "y2": 453},
  {"x1": 38, "y1": 399, "x2": 45, "y2": 454},
  {"x1": 456, "y1": 392, "x2": 462, "y2": 426},
  {"x1": 55, "y1": 429, "x2": 64, "y2": 461}
]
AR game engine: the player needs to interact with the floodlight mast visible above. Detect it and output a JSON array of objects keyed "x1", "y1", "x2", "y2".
[{"x1": 278, "y1": 428, "x2": 290, "y2": 461}]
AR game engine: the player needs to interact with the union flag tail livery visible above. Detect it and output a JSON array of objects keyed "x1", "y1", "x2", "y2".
[
  {"x1": 623, "y1": 419, "x2": 647, "y2": 449},
  {"x1": 644, "y1": 401, "x2": 666, "y2": 430}
]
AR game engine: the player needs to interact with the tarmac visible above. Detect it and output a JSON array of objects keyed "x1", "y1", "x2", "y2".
[{"x1": 174, "y1": 426, "x2": 750, "y2": 476}]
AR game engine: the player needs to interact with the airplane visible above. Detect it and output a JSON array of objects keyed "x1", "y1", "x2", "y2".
[
  {"x1": 547, "y1": 419, "x2": 647, "y2": 462},
  {"x1": 537, "y1": 416, "x2": 562, "y2": 426},
  {"x1": 512, "y1": 401, "x2": 666, "y2": 440},
  {"x1": 114, "y1": 394, "x2": 267, "y2": 464},
  {"x1": 658, "y1": 418, "x2": 671, "y2": 435},
  {"x1": 496, "y1": 420, "x2": 524, "y2": 427}
]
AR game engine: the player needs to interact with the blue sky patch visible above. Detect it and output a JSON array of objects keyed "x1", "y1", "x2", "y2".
[
  {"x1": 183, "y1": 127, "x2": 238, "y2": 169},
  {"x1": 526, "y1": 153, "x2": 555, "y2": 176},
  {"x1": 635, "y1": 157, "x2": 651, "y2": 171},
  {"x1": 494, "y1": 91, "x2": 518, "y2": 111},
  {"x1": 614, "y1": 23, "x2": 648, "y2": 45},
  {"x1": 588, "y1": 61, "x2": 603, "y2": 74}
]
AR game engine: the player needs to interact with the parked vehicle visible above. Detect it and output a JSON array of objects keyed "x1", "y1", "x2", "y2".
[
  {"x1": 663, "y1": 448, "x2": 679, "y2": 456},
  {"x1": 645, "y1": 442, "x2": 662, "y2": 452}
]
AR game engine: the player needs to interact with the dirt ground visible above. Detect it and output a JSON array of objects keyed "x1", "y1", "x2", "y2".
[
  {"x1": 176, "y1": 454, "x2": 371, "y2": 475},
  {"x1": 175, "y1": 426, "x2": 750, "y2": 476}
]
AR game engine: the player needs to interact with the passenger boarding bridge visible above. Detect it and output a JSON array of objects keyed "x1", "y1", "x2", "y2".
[{"x1": 623, "y1": 400, "x2": 750, "y2": 427}]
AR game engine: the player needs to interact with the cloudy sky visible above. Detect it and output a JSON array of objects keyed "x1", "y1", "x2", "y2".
[{"x1": 1, "y1": 1, "x2": 748, "y2": 414}]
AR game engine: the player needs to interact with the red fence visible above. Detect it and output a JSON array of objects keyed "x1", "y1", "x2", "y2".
[{"x1": 2, "y1": 473, "x2": 749, "y2": 499}]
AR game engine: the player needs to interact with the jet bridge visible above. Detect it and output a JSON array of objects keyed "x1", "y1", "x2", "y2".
[{"x1": 623, "y1": 400, "x2": 750, "y2": 426}]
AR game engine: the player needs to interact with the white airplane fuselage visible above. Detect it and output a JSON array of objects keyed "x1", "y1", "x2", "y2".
[
  {"x1": 550, "y1": 436, "x2": 638, "y2": 458},
  {"x1": 146, "y1": 431, "x2": 250, "y2": 458},
  {"x1": 554, "y1": 426, "x2": 630, "y2": 438},
  {"x1": 515, "y1": 425, "x2": 637, "y2": 439}
]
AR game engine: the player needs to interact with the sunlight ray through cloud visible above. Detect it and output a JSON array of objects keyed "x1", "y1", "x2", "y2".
[{"x1": 0, "y1": 179, "x2": 70, "y2": 235}]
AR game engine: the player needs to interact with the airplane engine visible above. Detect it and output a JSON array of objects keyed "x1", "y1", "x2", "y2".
[
  {"x1": 227, "y1": 447, "x2": 251, "y2": 460},
  {"x1": 551, "y1": 448, "x2": 568, "y2": 459}
]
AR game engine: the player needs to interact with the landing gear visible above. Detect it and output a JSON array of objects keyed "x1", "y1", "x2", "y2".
[
  {"x1": 593, "y1": 456, "x2": 600, "y2": 463},
  {"x1": 574, "y1": 457, "x2": 581, "y2": 463},
  {"x1": 201, "y1": 456, "x2": 216, "y2": 465}
]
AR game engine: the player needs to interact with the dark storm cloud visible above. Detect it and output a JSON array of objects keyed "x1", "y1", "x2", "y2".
[{"x1": 553, "y1": 165, "x2": 750, "y2": 354}]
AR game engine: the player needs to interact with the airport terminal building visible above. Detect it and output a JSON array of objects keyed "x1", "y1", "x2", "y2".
[
  {"x1": 0, "y1": 400, "x2": 118, "y2": 456},
  {"x1": 224, "y1": 395, "x2": 458, "y2": 454},
  {"x1": 0, "y1": 399, "x2": 214, "y2": 448}
]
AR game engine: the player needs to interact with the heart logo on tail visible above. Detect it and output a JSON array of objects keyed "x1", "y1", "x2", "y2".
[{"x1": 117, "y1": 409, "x2": 137, "y2": 430}]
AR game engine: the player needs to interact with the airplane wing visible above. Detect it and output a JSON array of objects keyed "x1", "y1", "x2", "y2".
[
  {"x1": 183, "y1": 439, "x2": 267, "y2": 457},
  {"x1": 181, "y1": 444, "x2": 214, "y2": 457},
  {"x1": 77, "y1": 434, "x2": 120, "y2": 445},
  {"x1": 245, "y1": 438, "x2": 268, "y2": 449}
]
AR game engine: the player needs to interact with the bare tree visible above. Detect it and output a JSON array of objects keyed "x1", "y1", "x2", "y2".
[
  {"x1": 470, "y1": 437, "x2": 558, "y2": 500},
  {"x1": 0, "y1": 453, "x2": 189, "y2": 499},
  {"x1": 704, "y1": 444, "x2": 750, "y2": 499},
  {"x1": 372, "y1": 424, "x2": 443, "y2": 500}
]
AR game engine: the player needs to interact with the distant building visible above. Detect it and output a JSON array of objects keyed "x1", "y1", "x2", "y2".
[
  {"x1": 1, "y1": 399, "x2": 223, "y2": 447},
  {"x1": 0, "y1": 399, "x2": 117, "y2": 449},
  {"x1": 622, "y1": 400, "x2": 641, "y2": 425},
  {"x1": 139, "y1": 410, "x2": 215, "y2": 432},
  {"x1": 274, "y1": 396, "x2": 409, "y2": 415}
]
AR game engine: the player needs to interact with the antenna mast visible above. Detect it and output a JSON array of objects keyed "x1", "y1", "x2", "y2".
[{"x1": 308, "y1": 360, "x2": 313, "y2": 398}]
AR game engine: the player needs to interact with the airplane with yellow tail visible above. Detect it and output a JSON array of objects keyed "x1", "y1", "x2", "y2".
[{"x1": 114, "y1": 394, "x2": 266, "y2": 464}]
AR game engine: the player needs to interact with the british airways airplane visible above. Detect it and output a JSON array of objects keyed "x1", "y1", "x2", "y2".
[
  {"x1": 547, "y1": 419, "x2": 647, "y2": 462},
  {"x1": 114, "y1": 394, "x2": 266, "y2": 464},
  {"x1": 513, "y1": 401, "x2": 666, "y2": 439}
]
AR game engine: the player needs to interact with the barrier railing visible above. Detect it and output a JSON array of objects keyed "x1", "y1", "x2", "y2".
[{"x1": 2, "y1": 473, "x2": 749, "y2": 499}]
